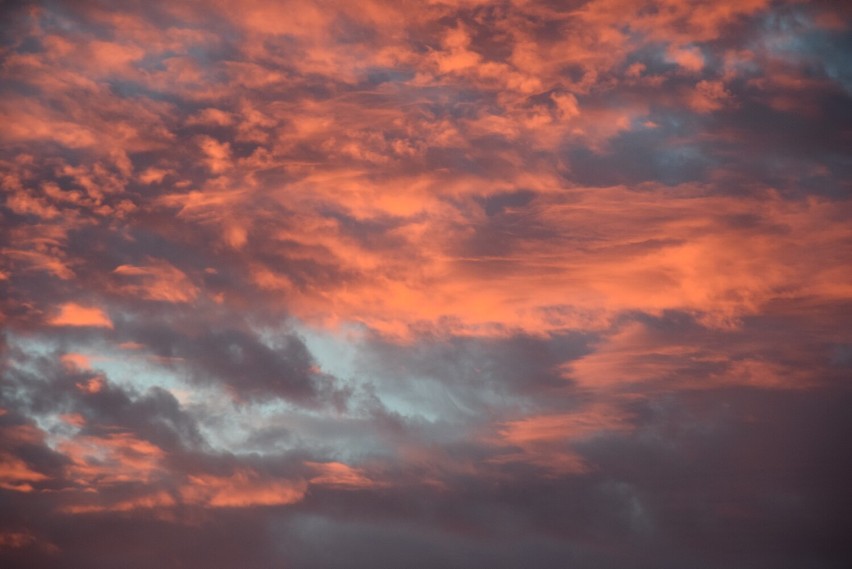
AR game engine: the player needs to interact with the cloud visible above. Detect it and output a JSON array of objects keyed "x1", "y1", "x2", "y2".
[
  {"x1": 177, "y1": 470, "x2": 307, "y2": 509},
  {"x1": 47, "y1": 304, "x2": 113, "y2": 329},
  {"x1": 306, "y1": 461, "x2": 380, "y2": 489},
  {"x1": 2, "y1": 0, "x2": 851, "y2": 567},
  {"x1": 112, "y1": 259, "x2": 198, "y2": 303}
]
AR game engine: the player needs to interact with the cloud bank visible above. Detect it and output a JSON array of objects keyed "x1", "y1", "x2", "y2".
[{"x1": 2, "y1": 1, "x2": 851, "y2": 567}]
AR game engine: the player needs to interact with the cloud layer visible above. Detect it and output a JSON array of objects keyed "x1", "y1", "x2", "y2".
[{"x1": 2, "y1": 1, "x2": 851, "y2": 567}]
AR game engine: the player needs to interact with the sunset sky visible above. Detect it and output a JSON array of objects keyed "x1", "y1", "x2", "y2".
[{"x1": 2, "y1": 1, "x2": 851, "y2": 567}]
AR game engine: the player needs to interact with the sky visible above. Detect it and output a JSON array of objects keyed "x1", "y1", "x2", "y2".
[{"x1": 1, "y1": 0, "x2": 851, "y2": 567}]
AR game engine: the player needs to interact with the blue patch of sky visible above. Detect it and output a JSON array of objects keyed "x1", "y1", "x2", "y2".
[{"x1": 756, "y1": 7, "x2": 852, "y2": 92}]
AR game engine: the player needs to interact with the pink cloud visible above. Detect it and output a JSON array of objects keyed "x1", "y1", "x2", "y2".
[
  {"x1": 306, "y1": 461, "x2": 381, "y2": 489},
  {"x1": 180, "y1": 470, "x2": 307, "y2": 508},
  {"x1": 0, "y1": 453, "x2": 49, "y2": 492},
  {"x1": 59, "y1": 432, "x2": 166, "y2": 487},
  {"x1": 113, "y1": 259, "x2": 199, "y2": 303},
  {"x1": 60, "y1": 353, "x2": 92, "y2": 370},
  {"x1": 48, "y1": 303, "x2": 113, "y2": 328},
  {"x1": 489, "y1": 403, "x2": 634, "y2": 475}
]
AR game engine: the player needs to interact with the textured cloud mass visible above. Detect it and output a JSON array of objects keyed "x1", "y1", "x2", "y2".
[{"x1": 2, "y1": 1, "x2": 852, "y2": 567}]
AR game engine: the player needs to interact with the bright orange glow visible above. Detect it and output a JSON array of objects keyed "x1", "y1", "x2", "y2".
[{"x1": 48, "y1": 303, "x2": 113, "y2": 328}]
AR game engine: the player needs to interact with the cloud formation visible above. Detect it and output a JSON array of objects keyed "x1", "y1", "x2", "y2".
[{"x1": 2, "y1": 0, "x2": 851, "y2": 567}]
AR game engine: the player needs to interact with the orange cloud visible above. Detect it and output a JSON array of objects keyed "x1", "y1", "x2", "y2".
[
  {"x1": 180, "y1": 470, "x2": 307, "y2": 508},
  {"x1": 48, "y1": 303, "x2": 113, "y2": 328},
  {"x1": 667, "y1": 45, "x2": 705, "y2": 72},
  {"x1": 3, "y1": 248, "x2": 75, "y2": 280},
  {"x1": 263, "y1": 186, "x2": 852, "y2": 339},
  {"x1": 113, "y1": 259, "x2": 199, "y2": 303},
  {"x1": 306, "y1": 461, "x2": 380, "y2": 489},
  {"x1": 75, "y1": 376, "x2": 105, "y2": 394},
  {"x1": 490, "y1": 403, "x2": 634, "y2": 475},
  {"x1": 689, "y1": 80, "x2": 733, "y2": 113},
  {"x1": 565, "y1": 320, "x2": 820, "y2": 392},
  {"x1": 62, "y1": 491, "x2": 177, "y2": 516},
  {"x1": 59, "y1": 432, "x2": 166, "y2": 487},
  {"x1": 61, "y1": 353, "x2": 91, "y2": 370},
  {"x1": 0, "y1": 453, "x2": 49, "y2": 492},
  {"x1": 0, "y1": 421, "x2": 51, "y2": 492}
]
